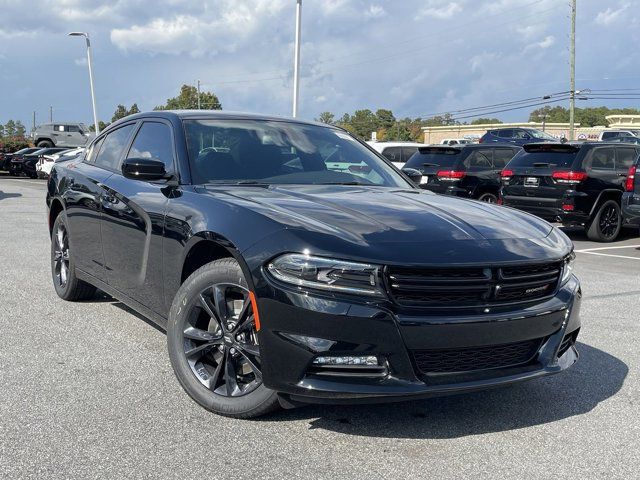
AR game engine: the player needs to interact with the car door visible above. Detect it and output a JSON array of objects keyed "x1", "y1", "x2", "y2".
[
  {"x1": 66, "y1": 125, "x2": 85, "y2": 147},
  {"x1": 52, "y1": 124, "x2": 67, "y2": 147},
  {"x1": 582, "y1": 146, "x2": 618, "y2": 203},
  {"x1": 99, "y1": 120, "x2": 176, "y2": 314},
  {"x1": 463, "y1": 148, "x2": 494, "y2": 195},
  {"x1": 63, "y1": 136, "x2": 111, "y2": 281}
]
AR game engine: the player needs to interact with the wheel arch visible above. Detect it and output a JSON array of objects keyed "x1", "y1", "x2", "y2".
[
  {"x1": 180, "y1": 233, "x2": 255, "y2": 290},
  {"x1": 48, "y1": 197, "x2": 65, "y2": 235},
  {"x1": 589, "y1": 189, "x2": 623, "y2": 217}
]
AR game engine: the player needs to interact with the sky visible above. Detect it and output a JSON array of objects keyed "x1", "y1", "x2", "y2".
[{"x1": 1, "y1": 0, "x2": 639, "y2": 129}]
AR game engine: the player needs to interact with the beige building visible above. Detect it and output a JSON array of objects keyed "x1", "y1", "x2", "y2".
[{"x1": 421, "y1": 115, "x2": 640, "y2": 144}]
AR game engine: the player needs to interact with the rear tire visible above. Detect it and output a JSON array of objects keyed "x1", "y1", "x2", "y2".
[
  {"x1": 477, "y1": 192, "x2": 498, "y2": 203},
  {"x1": 50, "y1": 213, "x2": 97, "y2": 301},
  {"x1": 587, "y1": 200, "x2": 622, "y2": 242},
  {"x1": 37, "y1": 140, "x2": 54, "y2": 148},
  {"x1": 167, "y1": 258, "x2": 280, "y2": 418}
]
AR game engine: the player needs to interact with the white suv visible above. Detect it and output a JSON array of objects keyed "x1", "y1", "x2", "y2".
[
  {"x1": 598, "y1": 130, "x2": 639, "y2": 141},
  {"x1": 367, "y1": 141, "x2": 426, "y2": 168}
]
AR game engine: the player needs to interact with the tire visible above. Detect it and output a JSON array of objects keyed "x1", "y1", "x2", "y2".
[
  {"x1": 587, "y1": 199, "x2": 622, "y2": 242},
  {"x1": 477, "y1": 192, "x2": 498, "y2": 203},
  {"x1": 50, "y1": 213, "x2": 97, "y2": 301},
  {"x1": 167, "y1": 258, "x2": 280, "y2": 418},
  {"x1": 37, "y1": 140, "x2": 54, "y2": 148}
]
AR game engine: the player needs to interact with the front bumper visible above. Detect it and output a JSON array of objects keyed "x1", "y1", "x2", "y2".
[{"x1": 255, "y1": 275, "x2": 581, "y2": 405}]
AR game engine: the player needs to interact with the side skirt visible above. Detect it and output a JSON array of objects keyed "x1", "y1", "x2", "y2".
[{"x1": 76, "y1": 269, "x2": 168, "y2": 330}]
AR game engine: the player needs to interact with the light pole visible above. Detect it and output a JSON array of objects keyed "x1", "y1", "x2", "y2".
[
  {"x1": 292, "y1": 0, "x2": 302, "y2": 117},
  {"x1": 197, "y1": 79, "x2": 201, "y2": 109},
  {"x1": 568, "y1": 0, "x2": 576, "y2": 141},
  {"x1": 68, "y1": 32, "x2": 99, "y2": 134}
]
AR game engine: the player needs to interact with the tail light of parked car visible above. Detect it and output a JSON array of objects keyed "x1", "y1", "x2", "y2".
[
  {"x1": 500, "y1": 169, "x2": 514, "y2": 180},
  {"x1": 626, "y1": 165, "x2": 637, "y2": 192},
  {"x1": 437, "y1": 170, "x2": 466, "y2": 181},
  {"x1": 551, "y1": 171, "x2": 588, "y2": 184}
]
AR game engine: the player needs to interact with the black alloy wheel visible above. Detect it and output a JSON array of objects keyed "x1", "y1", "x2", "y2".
[
  {"x1": 587, "y1": 200, "x2": 622, "y2": 242},
  {"x1": 183, "y1": 283, "x2": 262, "y2": 397},
  {"x1": 167, "y1": 259, "x2": 279, "y2": 418},
  {"x1": 53, "y1": 222, "x2": 70, "y2": 289},
  {"x1": 50, "y1": 213, "x2": 96, "y2": 301},
  {"x1": 478, "y1": 192, "x2": 498, "y2": 203}
]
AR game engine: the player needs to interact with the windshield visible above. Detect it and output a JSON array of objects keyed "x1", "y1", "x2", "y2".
[
  {"x1": 527, "y1": 129, "x2": 557, "y2": 141},
  {"x1": 183, "y1": 119, "x2": 411, "y2": 187}
]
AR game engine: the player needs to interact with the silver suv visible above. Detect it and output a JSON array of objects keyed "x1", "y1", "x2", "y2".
[{"x1": 32, "y1": 123, "x2": 94, "y2": 148}]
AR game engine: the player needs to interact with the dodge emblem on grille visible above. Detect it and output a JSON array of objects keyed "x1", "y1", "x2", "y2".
[{"x1": 525, "y1": 285, "x2": 548, "y2": 294}]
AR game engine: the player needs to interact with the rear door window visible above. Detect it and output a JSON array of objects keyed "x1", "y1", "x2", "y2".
[
  {"x1": 584, "y1": 147, "x2": 615, "y2": 172},
  {"x1": 496, "y1": 129, "x2": 513, "y2": 138},
  {"x1": 464, "y1": 149, "x2": 493, "y2": 169},
  {"x1": 493, "y1": 148, "x2": 518, "y2": 168},
  {"x1": 94, "y1": 124, "x2": 136, "y2": 171},
  {"x1": 616, "y1": 147, "x2": 637, "y2": 171},
  {"x1": 401, "y1": 147, "x2": 419, "y2": 162},
  {"x1": 381, "y1": 146, "x2": 401, "y2": 162}
]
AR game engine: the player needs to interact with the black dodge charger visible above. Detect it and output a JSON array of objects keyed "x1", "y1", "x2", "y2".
[{"x1": 47, "y1": 111, "x2": 581, "y2": 418}]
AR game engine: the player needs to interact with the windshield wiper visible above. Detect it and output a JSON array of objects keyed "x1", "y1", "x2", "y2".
[
  {"x1": 532, "y1": 162, "x2": 554, "y2": 167},
  {"x1": 422, "y1": 162, "x2": 440, "y2": 167},
  {"x1": 318, "y1": 181, "x2": 370, "y2": 186}
]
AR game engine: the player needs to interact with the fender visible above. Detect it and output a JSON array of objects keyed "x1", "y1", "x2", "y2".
[{"x1": 589, "y1": 188, "x2": 623, "y2": 217}]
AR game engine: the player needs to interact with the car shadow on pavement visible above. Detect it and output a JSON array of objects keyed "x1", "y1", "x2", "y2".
[
  {"x1": 264, "y1": 343, "x2": 627, "y2": 439},
  {"x1": 0, "y1": 190, "x2": 21, "y2": 201}
]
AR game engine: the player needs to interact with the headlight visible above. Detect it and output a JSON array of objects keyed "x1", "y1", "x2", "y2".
[
  {"x1": 561, "y1": 251, "x2": 576, "y2": 284},
  {"x1": 267, "y1": 253, "x2": 384, "y2": 296}
]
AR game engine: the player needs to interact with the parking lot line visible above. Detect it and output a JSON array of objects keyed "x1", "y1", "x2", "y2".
[
  {"x1": 575, "y1": 245, "x2": 640, "y2": 253},
  {"x1": 576, "y1": 251, "x2": 640, "y2": 261}
]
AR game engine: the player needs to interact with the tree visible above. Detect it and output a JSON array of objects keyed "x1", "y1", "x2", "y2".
[
  {"x1": 317, "y1": 111, "x2": 335, "y2": 124},
  {"x1": 0, "y1": 124, "x2": 4, "y2": 137},
  {"x1": 4, "y1": 120, "x2": 16, "y2": 137},
  {"x1": 471, "y1": 117, "x2": 502, "y2": 125},
  {"x1": 112, "y1": 104, "x2": 129, "y2": 123},
  {"x1": 15, "y1": 121, "x2": 26, "y2": 137},
  {"x1": 89, "y1": 121, "x2": 108, "y2": 132},
  {"x1": 375, "y1": 109, "x2": 396, "y2": 129},
  {"x1": 128, "y1": 103, "x2": 140, "y2": 115},
  {"x1": 154, "y1": 84, "x2": 222, "y2": 110}
]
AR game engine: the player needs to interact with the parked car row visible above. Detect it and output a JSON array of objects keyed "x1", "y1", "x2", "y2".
[{"x1": 1, "y1": 146, "x2": 84, "y2": 178}]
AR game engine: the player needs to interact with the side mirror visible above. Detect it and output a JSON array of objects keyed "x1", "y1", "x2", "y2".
[
  {"x1": 401, "y1": 167, "x2": 423, "y2": 185},
  {"x1": 122, "y1": 157, "x2": 167, "y2": 181}
]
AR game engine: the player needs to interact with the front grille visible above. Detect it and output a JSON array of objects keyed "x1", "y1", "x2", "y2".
[
  {"x1": 412, "y1": 338, "x2": 544, "y2": 374},
  {"x1": 387, "y1": 261, "x2": 562, "y2": 308}
]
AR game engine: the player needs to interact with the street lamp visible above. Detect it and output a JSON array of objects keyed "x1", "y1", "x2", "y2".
[
  {"x1": 68, "y1": 32, "x2": 99, "y2": 134},
  {"x1": 292, "y1": 0, "x2": 302, "y2": 117}
]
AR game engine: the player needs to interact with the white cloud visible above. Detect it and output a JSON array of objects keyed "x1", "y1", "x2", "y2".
[
  {"x1": 74, "y1": 57, "x2": 88, "y2": 66},
  {"x1": 365, "y1": 5, "x2": 386, "y2": 18},
  {"x1": 523, "y1": 35, "x2": 555, "y2": 52},
  {"x1": 595, "y1": 4, "x2": 629, "y2": 26},
  {"x1": 415, "y1": 1, "x2": 461, "y2": 20}
]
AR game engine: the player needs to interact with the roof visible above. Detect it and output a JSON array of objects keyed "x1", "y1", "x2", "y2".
[{"x1": 110, "y1": 110, "x2": 331, "y2": 130}]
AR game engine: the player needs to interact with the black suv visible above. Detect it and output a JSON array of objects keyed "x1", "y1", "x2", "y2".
[
  {"x1": 404, "y1": 144, "x2": 521, "y2": 203},
  {"x1": 500, "y1": 142, "x2": 639, "y2": 241},
  {"x1": 622, "y1": 153, "x2": 640, "y2": 226}
]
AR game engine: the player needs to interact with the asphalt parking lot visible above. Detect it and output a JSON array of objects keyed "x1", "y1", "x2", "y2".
[{"x1": 1, "y1": 175, "x2": 638, "y2": 479}]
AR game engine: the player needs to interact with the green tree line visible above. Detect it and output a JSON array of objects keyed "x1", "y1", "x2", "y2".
[{"x1": 528, "y1": 106, "x2": 640, "y2": 127}]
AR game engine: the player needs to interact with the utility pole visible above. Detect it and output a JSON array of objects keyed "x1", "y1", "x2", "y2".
[
  {"x1": 197, "y1": 79, "x2": 201, "y2": 109},
  {"x1": 569, "y1": 0, "x2": 576, "y2": 141},
  {"x1": 50, "y1": 106, "x2": 53, "y2": 123},
  {"x1": 292, "y1": 0, "x2": 302, "y2": 117},
  {"x1": 68, "y1": 32, "x2": 99, "y2": 134}
]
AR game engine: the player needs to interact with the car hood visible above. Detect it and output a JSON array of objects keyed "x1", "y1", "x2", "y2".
[{"x1": 204, "y1": 185, "x2": 554, "y2": 245}]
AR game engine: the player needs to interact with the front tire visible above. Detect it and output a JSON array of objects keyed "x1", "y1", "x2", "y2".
[
  {"x1": 587, "y1": 200, "x2": 622, "y2": 242},
  {"x1": 37, "y1": 140, "x2": 54, "y2": 148},
  {"x1": 167, "y1": 258, "x2": 280, "y2": 418},
  {"x1": 50, "y1": 213, "x2": 97, "y2": 300}
]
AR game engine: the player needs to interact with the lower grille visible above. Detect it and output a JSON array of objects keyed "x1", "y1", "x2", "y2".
[
  {"x1": 387, "y1": 262, "x2": 562, "y2": 308},
  {"x1": 412, "y1": 338, "x2": 544, "y2": 374},
  {"x1": 558, "y1": 329, "x2": 579, "y2": 357}
]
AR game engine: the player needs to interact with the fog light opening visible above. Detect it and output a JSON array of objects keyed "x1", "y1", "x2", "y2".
[{"x1": 313, "y1": 355, "x2": 379, "y2": 366}]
